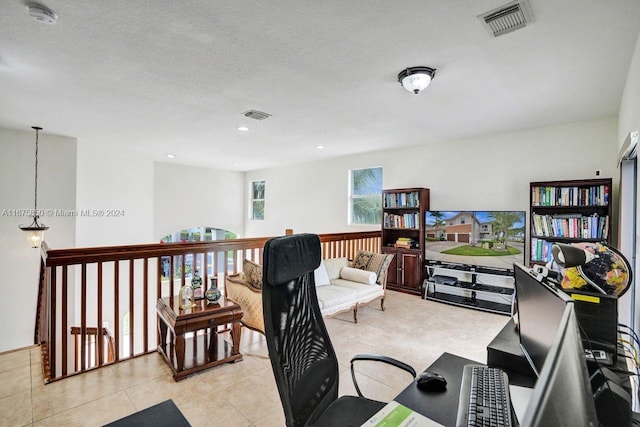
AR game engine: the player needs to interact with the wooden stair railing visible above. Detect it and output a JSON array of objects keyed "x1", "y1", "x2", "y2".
[
  {"x1": 70, "y1": 326, "x2": 115, "y2": 371},
  {"x1": 35, "y1": 230, "x2": 381, "y2": 383}
]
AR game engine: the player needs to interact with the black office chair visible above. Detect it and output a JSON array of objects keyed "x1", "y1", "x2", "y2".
[{"x1": 262, "y1": 233, "x2": 416, "y2": 427}]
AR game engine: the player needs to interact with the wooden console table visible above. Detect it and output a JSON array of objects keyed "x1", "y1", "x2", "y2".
[{"x1": 156, "y1": 295, "x2": 243, "y2": 381}]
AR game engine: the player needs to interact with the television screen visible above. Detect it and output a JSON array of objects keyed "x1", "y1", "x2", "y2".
[{"x1": 424, "y1": 210, "x2": 526, "y2": 272}]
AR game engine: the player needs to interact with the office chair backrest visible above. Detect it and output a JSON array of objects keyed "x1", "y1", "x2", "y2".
[{"x1": 262, "y1": 233, "x2": 337, "y2": 427}]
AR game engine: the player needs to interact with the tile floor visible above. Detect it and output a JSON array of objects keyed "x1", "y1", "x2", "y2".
[{"x1": 0, "y1": 291, "x2": 510, "y2": 426}]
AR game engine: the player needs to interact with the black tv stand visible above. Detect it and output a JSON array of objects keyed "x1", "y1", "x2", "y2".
[{"x1": 424, "y1": 263, "x2": 514, "y2": 315}]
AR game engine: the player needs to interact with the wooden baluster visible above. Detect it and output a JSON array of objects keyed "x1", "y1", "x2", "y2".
[
  {"x1": 143, "y1": 258, "x2": 148, "y2": 354},
  {"x1": 180, "y1": 255, "x2": 186, "y2": 289},
  {"x1": 114, "y1": 261, "x2": 120, "y2": 361},
  {"x1": 61, "y1": 266, "x2": 68, "y2": 376},
  {"x1": 129, "y1": 259, "x2": 134, "y2": 357},
  {"x1": 97, "y1": 262, "x2": 103, "y2": 366},
  {"x1": 169, "y1": 256, "x2": 175, "y2": 302},
  {"x1": 80, "y1": 264, "x2": 87, "y2": 371}
]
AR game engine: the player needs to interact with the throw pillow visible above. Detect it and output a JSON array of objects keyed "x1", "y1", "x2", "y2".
[
  {"x1": 243, "y1": 259, "x2": 263, "y2": 290},
  {"x1": 314, "y1": 261, "x2": 331, "y2": 287},
  {"x1": 340, "y1": 266, "x2": 377, "y2": 285},
  {"x1": 352, "y1": 250, "x2": 394, "y2": 286}
]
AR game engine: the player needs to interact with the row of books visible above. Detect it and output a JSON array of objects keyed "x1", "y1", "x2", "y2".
[
  {"x1": 383, "y1": 212, "x2": 420, "y2": 229},
  {"x1": 383, "y1": 192, "x2": 420, "y2": 208},
  {"x1": 531, "y1": 238, "x2": 554, "y2": 263},
  {"x1": 531, "y1": 213, "x2": 609, "y2": 240},
  {"x1": 531, "y1": 185, "x2": 609, "y2": 207}
]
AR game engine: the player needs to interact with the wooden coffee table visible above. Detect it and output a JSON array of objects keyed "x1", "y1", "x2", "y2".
[{"x1": 156, "y1": 295, "x2": 243, "y2": 381}]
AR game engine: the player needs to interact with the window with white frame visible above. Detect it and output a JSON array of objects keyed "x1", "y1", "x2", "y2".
[
  {"x1": 250, "y1": 180, "x2": 265, "y2": 220},
  {"x1": 349, "y1": 167, "x2": 383, "y2": 225}
]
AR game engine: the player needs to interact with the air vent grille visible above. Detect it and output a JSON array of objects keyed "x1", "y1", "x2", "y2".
[
  {"x1": 478, "y1": 0, "x2": 534, "y2": 37},
  {"x1": 243, "y1": 110, "x2": 272, "y2": 120}
]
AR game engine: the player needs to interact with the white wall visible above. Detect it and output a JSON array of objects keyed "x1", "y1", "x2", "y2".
[
  {"x1": 245, "y1": 118, "x2": 618, "y2": 239},
  {"x1": 0, "y1": 127, "x2": 77, "y2": 352},
  {"x1": 618, "y1": 31, "x2": 640, "y2": 146},
  {"x1": 76, "y1": 140, "x2": 155, "y2": 246},
  {"x1": 153, "y1": 162, "x2": 245, "y2": 239}
]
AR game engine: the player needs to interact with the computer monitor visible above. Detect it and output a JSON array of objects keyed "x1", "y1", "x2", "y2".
[
  {"x1": 513, "y1": 263, "x2": 572, "y2": 376},
  {"x1": 520, "y1": 303, "x2": 599, "y2": 426}
]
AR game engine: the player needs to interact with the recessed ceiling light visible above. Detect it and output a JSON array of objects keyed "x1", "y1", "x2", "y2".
[
  {"x1": 238, "y1": 126, "x2": 249, "y2": 131},
  {"x1": 166, "y1": 154, "x2": 175, "y2": 159},
  {"x1": 233, "y1": 162, "x2": 240, "y2": 167},
  {"x1": 27, "y1": 4, "x2": 57, "y2": 24},
  {"x1": 316, "y1": 145, "x2": 325, "y2": 149}
]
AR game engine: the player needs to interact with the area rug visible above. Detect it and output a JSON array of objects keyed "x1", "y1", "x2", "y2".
[{"x1": 104, "y1": 399, "x2": 191, "y2": 427}]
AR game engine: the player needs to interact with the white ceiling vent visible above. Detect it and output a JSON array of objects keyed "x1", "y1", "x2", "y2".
[
  {"x1": 478, "y1": 0, "x2": 534, "y2": 37},
  {"x1": 242, "y1": 110, "x2": 272, "y2": 120}
]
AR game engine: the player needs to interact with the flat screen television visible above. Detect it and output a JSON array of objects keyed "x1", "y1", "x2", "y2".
[{"x1": 424, "y1": 210, "x2": 526, "y2": 273}]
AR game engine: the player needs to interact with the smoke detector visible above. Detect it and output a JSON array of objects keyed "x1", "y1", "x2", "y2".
[
  {"x1": 478, "y1": 0, "x2": 533, "y2": 37},
  {"x1": 27, "y1": 4, "x2": 58, "y2": 24}
]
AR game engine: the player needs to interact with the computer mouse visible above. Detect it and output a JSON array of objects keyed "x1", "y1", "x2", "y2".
[{"x1": 416, "y1": 371, "x2": 447, "y2": 392}]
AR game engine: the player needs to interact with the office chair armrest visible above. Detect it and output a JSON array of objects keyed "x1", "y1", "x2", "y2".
[{"x1": 350, "y1": 354, "x2": 417, "y2": 398}]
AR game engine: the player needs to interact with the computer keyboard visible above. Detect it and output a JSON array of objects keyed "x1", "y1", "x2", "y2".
[{"x1": 455, "y1": 364, "x2": 513, "y2": 427}]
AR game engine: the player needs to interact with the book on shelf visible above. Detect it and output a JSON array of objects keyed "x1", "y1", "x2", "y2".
[
  {"x1": 531, "y1": 184, "x2": 610, "y2": 207},
  {"x1": 383, "y1": 212, "x2": 420, "y2": 229},
  {"x1": 531, "y1": 213, "x2": 608, "y2": 240},
  {"x1": 531, "y1": 237, "x2": 554, "y2": 263},
  {"x1": 395, "y1": 237, "x2": 416, "y2": 249},
  {"x1": 384, "y1": 192, "x2": 420, "y2": 208}
]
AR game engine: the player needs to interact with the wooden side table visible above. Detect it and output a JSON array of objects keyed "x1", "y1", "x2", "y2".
[{"x1": 156, "y1": 295, "x2": 243, "y2": 381}]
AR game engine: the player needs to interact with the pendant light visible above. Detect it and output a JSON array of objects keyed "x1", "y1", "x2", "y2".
[{"x1": 19, "y1": 126, "x2": 49, "y2": 248}]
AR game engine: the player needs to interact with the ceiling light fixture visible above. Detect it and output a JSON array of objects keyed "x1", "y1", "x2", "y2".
[
  {"x1": 26, "y1": 4, "x2": 58, "y2": 24},
  {"x1": 238, "y1": 126, "x2": 249, "y2": 131},
  {"x1": 19, "y1": 126, "x2": 49, "y2": 248},
  {"x1": 316, "y1": 145, "x2": 324, "y2": 150},
  {"x1": 166, "y1": 154, "x2": 175, "y2": 159},
  {"x1": 398, "y1": 66, "x2": 436, "y2": 94}
]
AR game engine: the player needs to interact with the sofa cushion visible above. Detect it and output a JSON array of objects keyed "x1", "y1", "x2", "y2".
[
  {"x1": 243, "y1": 259, "x2": 263, "y2": 290},
  {"x1": 340, "y1": 266, "x2": 376, "y2": 285},
  {"x1": 319, "y1": 280, "x2": 384, "y2": 316},
  {"x1": 352, "y1": 251, "x2": 394, "y2": 286},
  {"x1": 322, "y1": 258, "x2": 350, "y2": 281},
  {"x1": 314, "y1": 261, "x2": 331, "y2": 287}
]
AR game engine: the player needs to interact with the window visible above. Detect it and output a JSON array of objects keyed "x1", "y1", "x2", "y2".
[
  {"x1": 349, "y1": 167, "x2": 383, "y2": 225},
  {"x1": 250, "y1": 180, "x2": 265, "y2": 220},
  {"x1": 160, "y1": 227, "x2": 238, "y2": 277}
]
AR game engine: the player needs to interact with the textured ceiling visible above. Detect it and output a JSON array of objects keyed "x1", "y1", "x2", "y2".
[{"x1": 1, "y1": 1, "x2": 640, "y2": 171}]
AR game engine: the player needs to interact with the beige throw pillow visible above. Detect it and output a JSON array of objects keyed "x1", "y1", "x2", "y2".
[{"x1": 243, "y1": 259, "x2": 263, "y2": 290}]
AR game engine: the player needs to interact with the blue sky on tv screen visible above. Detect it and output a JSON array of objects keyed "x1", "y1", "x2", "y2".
[
  {"x1": 475, "y1": 211, "x2": 525, "y2": 228},
  {"x1": 425, "y1": 211, "x2": 525, "y2": 228}
]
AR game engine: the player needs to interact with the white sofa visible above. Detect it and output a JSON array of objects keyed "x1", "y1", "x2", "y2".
[
  {"x1": 225, "y1": 252, "x2": 393, "y2": 333},
  {"x1": 315, "y1": 257, "x2": 387, "y2": 322}
]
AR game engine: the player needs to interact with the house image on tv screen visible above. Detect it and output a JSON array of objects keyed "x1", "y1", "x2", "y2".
[{"x1": 424, "y1": 211, "x2": 526, "y2": 270}]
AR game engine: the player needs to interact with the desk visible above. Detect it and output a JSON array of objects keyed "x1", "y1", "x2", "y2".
[
  {"x1": 392, "y1": 322, "x2": 635, "y2": 426},
  {"x1": 394, "y1": 352, "x2": 478, "y2": 427},
  {"x1": 156, "y1": 296, "x2": 243, "y2": 381}
]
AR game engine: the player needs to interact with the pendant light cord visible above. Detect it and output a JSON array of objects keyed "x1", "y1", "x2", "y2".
[
  {"x1": 32, "y1": 126, "x2": 41, "y2": 217},
  {"x1": 34, "y1": 128, "x2": 38, "y2": 213}
]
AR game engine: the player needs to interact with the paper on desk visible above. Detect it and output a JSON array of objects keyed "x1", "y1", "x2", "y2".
[
  {"x1": 361, "y1": 400, "x2": 444, "y2": 427},
  {"x1": 509, "y1": 384, "x2": 533, "y2": 423}
]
